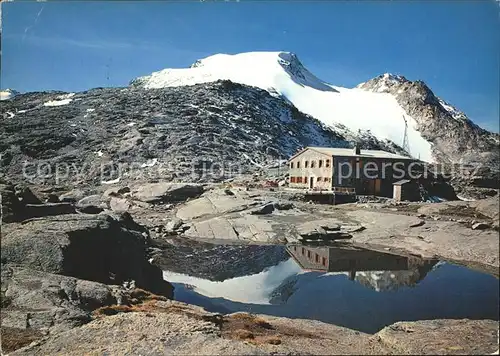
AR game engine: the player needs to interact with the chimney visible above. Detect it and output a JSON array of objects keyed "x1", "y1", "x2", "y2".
[{"x1": 353, "y1": 144, "x2": 361, "y2": 155}]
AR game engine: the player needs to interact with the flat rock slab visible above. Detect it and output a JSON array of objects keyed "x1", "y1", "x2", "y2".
[
  {"x1": 185, "y1": 215, "x2": 277, "y2": 242},
  {"x1": 376, "y1": 319, "x2": 499, "y2": 355},
  {"x1": 176, "y1": 192, "x2": 255, "y2": 220},
  {"x1": 187, "y1": 217, "x2": 240, "y2": 240}
]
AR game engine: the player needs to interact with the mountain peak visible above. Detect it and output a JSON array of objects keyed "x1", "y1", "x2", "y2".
[
  {"x1": 356, "y1": 73, "x2": 409, "y2": 91},
  {"x1": 133, "y1": 51, "x2": 336, "y2": 93}
]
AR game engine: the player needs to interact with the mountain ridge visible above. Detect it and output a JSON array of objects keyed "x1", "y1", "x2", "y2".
[{"x1": 131, "y1": 51, "x2": 498, "y2": 165}]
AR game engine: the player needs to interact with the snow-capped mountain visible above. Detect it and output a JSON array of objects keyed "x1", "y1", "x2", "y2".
[
  {"x1": 132, "y1": 51, "x2": 499, "y2": 164},
  {"x1": 0, "y1": 89, "x2": 20, "y2": 101}
]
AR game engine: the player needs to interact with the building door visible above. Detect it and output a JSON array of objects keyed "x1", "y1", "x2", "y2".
[
  {"x1": 375, "y1": 179, "x2": 381, "y2": 194},
  {"x1": 309, "y1": 176, "x2": 314, "y2": 189}
]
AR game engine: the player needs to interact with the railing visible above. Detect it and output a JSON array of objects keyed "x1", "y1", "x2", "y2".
[{"x1": 332, "y1": 186, "x2": 356, "y2": 194}]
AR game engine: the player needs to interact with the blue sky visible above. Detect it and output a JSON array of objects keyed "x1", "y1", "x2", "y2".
[{"x1": 2, "y1": 1, "x2": 499, "y2": 131}]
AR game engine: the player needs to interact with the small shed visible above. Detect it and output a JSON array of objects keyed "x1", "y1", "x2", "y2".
[{"x1": 393, "y1": 179, "x2": 420, "y2": 202}]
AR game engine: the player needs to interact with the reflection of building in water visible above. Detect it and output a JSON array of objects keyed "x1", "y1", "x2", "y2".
[{"x1": 286, "y1": 243, "x2": 437, "y2": 291}]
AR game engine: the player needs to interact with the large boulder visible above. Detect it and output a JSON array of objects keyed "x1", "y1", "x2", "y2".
[
  {"x1": 1, "y1": 213, "x2": 173, "y2": 298},
  {"x1": 1, "y1": 265, "x2": 125, "y2": 334},
  {"x1": 59, "y1": 189, "x2": 87, "y2": 203},
  {"x1": 295, "y1": 220, "x2": 353, "y2": 241},
  {"x1": 109, "y1": 197, "x2": 133, "y2": 212},
  {"x1": 131, "y1": 182, "x2": 204, "y2": 204},
  {"x1": 75, "y1": 194, "x2": 108, "y2": 214}
]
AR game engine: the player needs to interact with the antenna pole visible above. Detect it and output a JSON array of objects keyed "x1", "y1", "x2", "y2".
[{"x1": 402, "y1": 115, "x2": 411, "y2": 156}]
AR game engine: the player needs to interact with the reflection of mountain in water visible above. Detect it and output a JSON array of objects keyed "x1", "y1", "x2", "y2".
[
  {"x1": 271, "y1": 243, "x2": 438, "y2": 303},
  {"x1": 163, "y1": 242, "x2": 499, "y2": 334},
  {"x1": 354, "y1": 262, "x2": 436, "y2": 292}
]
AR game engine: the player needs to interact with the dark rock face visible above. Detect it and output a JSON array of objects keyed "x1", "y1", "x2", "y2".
[
  {"x1": 0, "y1": 81, "x2": 404, "y2": 187},
  {"x1": 24, "y1": 202, "x2": 76, "y2": 218},
  {"x1": 1, "y1": 213, "x2": 173, "y2": 298},
  {"x1": 15, "y1": 187, "x2": 42, "y2": 205},
  {"x1": 1, "y1": 182, "x2": 25, "y2": 222},
  {"x1": 131, "y1": 182, "x2": 204, "y2": 204}
]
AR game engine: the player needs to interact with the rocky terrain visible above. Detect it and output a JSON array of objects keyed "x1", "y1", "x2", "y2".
[
  {"x1": 1, "y1": 176, "x2": 499, "y2": 353},
  {"x1": 5, "y1": 300, "x2": 499, "y2": 355}
]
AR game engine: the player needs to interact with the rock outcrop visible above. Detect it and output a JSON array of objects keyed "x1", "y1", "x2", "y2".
[
  {"x1": 131, "y1": 182, "x2": 204, "y2": 204},
  {"x1": 1, "y1": 181, "x2": 25, "y2": 223},
  {"x1": 1, "y1": 212, "x2": 172, "y2": 298},
  {"x1": 1, "y1": 265, "x2": 127, "y2": 333}
]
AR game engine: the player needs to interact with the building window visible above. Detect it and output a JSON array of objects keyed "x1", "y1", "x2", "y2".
[
  {"x1": 290, "y1": 162, "x2": 294, "y2": 169},
  {"x1": 301, "y1": 247, "x2": 305, "y2": 255},
  {"x1": 307, "y1": 250, "x2": 311, "y2": 259},
  {"x1": 315, "y1": 254, "x2": 320, "y2": 263},
  {"x1": 297, "y1": 161, "x2": 301, "y2": 169},
  {"x1": 319, "y1": 160, "x2": 323, "y2": 168},
  {"x1": 317, "y1": 177, "x2": 322, "y2": 182},
  {"x1": 326, "y1": 159, "x2": 330, "y2": 168},
  {"x1": 311, "y1": 160, "x2": 316, "y2": 168},
  {"x1": 305, "y1": 161, "x2": 309, "y2": 168},
  {"x1": 290, "y1": 177, "x2": 296, "y2": 183},
  {"x1": 304, "y1": 177, "x2": 307, "y2": 184},
  {"x1": 322, "y1": 257, "x2": 327, "y2": 266}
]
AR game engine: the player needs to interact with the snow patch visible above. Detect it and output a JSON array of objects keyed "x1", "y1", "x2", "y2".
[
  {"x1": 438, "y1": 98, "x2": 467, "y2": 122},
  {"x1": 102, "y1": 177, "x2": 120, "y2": 185},
  {"x1": 5, "y1": 111, "x2": 15, "y2": 119},
  {"x1": 457, "y1": 195, "x2": 476, "y2": 202},
  {"x1": 141, "y1": 158, "x2": 158, "y2": 168},
  {"x1": 44, "y1": 98, "x2": 73, "y2": 107}
]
